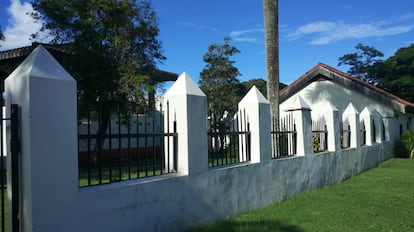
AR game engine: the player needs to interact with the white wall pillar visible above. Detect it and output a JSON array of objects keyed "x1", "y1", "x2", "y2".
[
  {"x1": 164, "y1": 72, "x2": 208, "y2": 175},
  {"x1": 360, "y1": 107, "x2": 373, "y2": 146},
  {"x1": 238, "y1": 86, "x2": 271, "y2": 163},
  {"x1": 5, "y1": 45, "x2": 78, "y2": 231},
  {"x1": 343, "y1": 103, "x2": 360, "y2": 149},
  {"x1": 285, "y1": 96, "x2": 312, "y2": 156},
  {"x1": 372, "y1": 110, "x2": 382, "y2": 143},
  {"x1": 322, "y1": 102, "x2": 340, "y2": 152}
]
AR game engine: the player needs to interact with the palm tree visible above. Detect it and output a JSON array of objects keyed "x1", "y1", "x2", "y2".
[{"x1": 262, "y1": 0, "x2": 279, "y2": 123}]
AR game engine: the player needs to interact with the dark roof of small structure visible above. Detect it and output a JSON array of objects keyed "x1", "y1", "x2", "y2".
[
  {"x1": 0, "y1": 42, "x2": 178, "y2": 84},
  {"x1": 280, "y1": 63, "x2": 414, "y2": 114}
]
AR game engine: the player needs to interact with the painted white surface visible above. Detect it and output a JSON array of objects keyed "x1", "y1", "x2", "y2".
[
  {"x1": 4, "y1": 53, "x2": 398, "y2": 232},
  {"x1": 5, "y1": 45, "x2": 78, "y2": 231},
  {"x1": 164, "y1": 72, "x2": 208, "y2": 175},
  {"x1": 238, "y1": 86, "x2": 271, "y2": 163},
  {"x1": 280, "y1": 81, "x2": 394, "y2": 117}
]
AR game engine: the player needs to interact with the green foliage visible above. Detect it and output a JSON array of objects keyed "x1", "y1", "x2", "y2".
[
  {"x1": 31, "y1": 0, "x2": 165, "y2": 159},
  {"x1": 31, "y1": 0, "x2": 165, "y2": 108},
  {"x1": 312, "y1": 133, "x2": 321, "y2": 152},
  {"x1": 199, "y1": 37, "x2": 242, "y2": 115},
  {"x1": 242, "y1": 79, "x2": 267, "y2": 97},
  {"x1": 339, "y1": 43, "x2": 414, "y2": 103},
  {"x1": 338, "y1": 43, "x2": 384, "y2": 83},
  {"x1": 375, "y1": 44, "x2": 414, "y2": 103},
  {"x1": 394, "y1": 140, "x2": 409, "y2": 158},
  {"x1": 402, "y1": 131, "x2": 414, "y2": 159}
]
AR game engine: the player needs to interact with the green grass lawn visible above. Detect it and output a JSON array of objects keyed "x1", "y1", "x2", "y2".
[{"x1": 188, "y1": 158, "x2": 414, "y2": 232}]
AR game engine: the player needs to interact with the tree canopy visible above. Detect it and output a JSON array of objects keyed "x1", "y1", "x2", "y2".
[
  {"x1": 375, "y1": 44, "x2": 414, "y2": 102},
  {"x1": 31, "y1": 0, "x2": 165, "y2": 108},
  {"x1": 199, "y1": 37, "x2": 242, "y2": 115},
  {"x1": 338, "y1": 43, "x2": 384, "y2": 83},
  {"x1": 338, "y1": 43, "x2": 414, "y2": 103},
  {"x1": 31, "y1": 0, "x2": 165, "y2": 157}
]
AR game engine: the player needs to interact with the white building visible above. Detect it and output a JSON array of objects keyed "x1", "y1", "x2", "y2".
[{"x1": 280, "y1": 63, "x2": 414, "y2": 144}]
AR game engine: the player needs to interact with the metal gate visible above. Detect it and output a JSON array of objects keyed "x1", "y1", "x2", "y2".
[{"x1": 1, "y1": 104, "x2": 19, "y2": 232}]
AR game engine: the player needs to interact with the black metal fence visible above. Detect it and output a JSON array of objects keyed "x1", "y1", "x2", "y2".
[
  {"x1": 360, "y1": 120, "x2": 366, "y2": 145},
  {"x1": 1, "y1": 104, "x2": 19, "y2": 232},
  {"x1": 341, "y1": 119, "x2": 351, "y2": 149},
  {"x1": 78, "y1": 99, "x2": 177, "y2": 187},
  {"x1": 0, "y1": 106, "x2": 5, "y2": 232},
  {"x1": 312, "y1": 116, "x2": 328, "y2": 153},
  {"x1": 372, "y1": 119, "x2": 376, "y2": 143},
  {"x1": 271, "y1": 113, "x2": 297, "y2": 158},
  {"x1": 207, "y1": 110, "x2": 251, "y2": 168}
]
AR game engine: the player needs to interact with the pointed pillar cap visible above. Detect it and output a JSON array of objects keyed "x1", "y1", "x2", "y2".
[
  {"x1": 165, "y1": 72, "x2": 205, "y2": 97},
  {"x1": 285, "y1": 95, "x2": 311, "y2": 111},
  {"x1": 239, "y1": 85, "x2": 269, "y2": 104}
]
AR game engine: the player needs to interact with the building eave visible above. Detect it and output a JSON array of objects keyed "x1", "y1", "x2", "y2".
[{"x1": 280, "y1": 63, "x2": 414, "y2": 115}]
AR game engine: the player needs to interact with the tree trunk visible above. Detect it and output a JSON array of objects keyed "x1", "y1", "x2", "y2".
[{"x1": 263, "y1": 0, "x2": 279, "y2": 124}]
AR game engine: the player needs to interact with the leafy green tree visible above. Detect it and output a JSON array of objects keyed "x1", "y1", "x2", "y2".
[
  {"x1": 375, "y1": 44, "x2": 414, "y2": 102},
  {"x1": 199, "y1": 37, "x2": 242, "y2": 116},
  {"x1": 338, "y1": 43, "x2": 384, "y2": 83},
  {"x1": 31, "y1": 0, "x2": 165, "y2": 157},
  {"x1": 240, "y1": 78, "x2": 287, "y2": 99},
  {"x1": 243, "y1": 79, "x2": 267, "y2": 97},
  {"x1": 402, "y1": 131, "x2": 414, "y2": 159}
]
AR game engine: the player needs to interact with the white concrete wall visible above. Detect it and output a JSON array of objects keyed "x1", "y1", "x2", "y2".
[{"x1": 5, "y1": 47, "x2": 397, "y2": 232}]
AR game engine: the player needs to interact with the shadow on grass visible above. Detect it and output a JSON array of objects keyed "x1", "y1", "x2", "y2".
[{"x1": 189, "y1": 219, "x2": 304, "y2": 232}]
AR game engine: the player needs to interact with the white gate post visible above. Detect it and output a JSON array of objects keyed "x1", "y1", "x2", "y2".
[
  {"x1": 322, "y1": 102, "x2": 341, "y2": 152},
  {"x1": 238, "y1": 86, "x2": 271, "y2": 163},
  {"x1": 5, "y1": 45, "x2": 78, "y2": 231},
  {"x1": 164, "y1": 72, "x2": 208, "y2": 175},
  {"x1": 285, "y1": 96, "x2": 312, "y2": 156}
]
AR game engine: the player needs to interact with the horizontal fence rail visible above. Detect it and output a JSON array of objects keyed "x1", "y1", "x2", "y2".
[
  {"x1": 78, "y1": 99, "x2": 177, "y2": 187},
  {"x1": 272, "y1": 113, "x2": 297, "y2": 158},
  {"x1": 207, "y1": 110, "x2": 251, "y2": 168}
]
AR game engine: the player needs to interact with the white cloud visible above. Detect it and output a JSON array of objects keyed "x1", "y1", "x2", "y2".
[
  {"x1": 230, "y1": 28, "x2": 263, "y2": 43},
  {"x1": 287, "y1": 20, "x2": 414, "y2": 45},
  {"x1": 1, "y1": 0, "x2": 49, "y2": 50},
  {"x1": 178, "y1": 21, "x2": 218, "y2": 32}
]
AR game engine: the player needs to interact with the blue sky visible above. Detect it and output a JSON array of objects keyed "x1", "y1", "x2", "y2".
[{"x1": 1, "y1": 0, "x2": 414, "y2": 86}]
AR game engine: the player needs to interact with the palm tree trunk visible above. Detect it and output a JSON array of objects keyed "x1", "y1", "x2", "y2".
[{"x1": 263, "y1": 0, "x2": 279, "y2": 123}]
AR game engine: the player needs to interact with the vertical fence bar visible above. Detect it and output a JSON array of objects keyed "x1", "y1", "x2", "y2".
[
  {"x1": 87, "y1": 101, "x2": 92, "y2": 186},
  {"x1": 160, "y1": 102, "x2": 164, "y2": 175},
  {"x1": 166, "y1": 101, "x2": 170, "y2": 172},
  {"x1": 173, "y1": 119, "x2": 178, "y2": 171},
  {"x1": 152, "y1": 112, "x2": 156, "y2": 176},
  {"x1": 108, "y1": 114, "x2": 113, "y2": 182},
  {"x1": 10, "y1": 104, "x2": 19, "y2": 232},
  {"x1": 117, "y1": 111, "x2": 122, "y2": 181},
  {"x1": 127, "y1": 111, "x2": 131, "y2": 179},
  {"x1": 144, "y1": 111, "x2": 149, "y2": 177},
  {"x1": 136, "y1": 111, "x2": 141, "y2": 178},
  {"x1": 98, "y1": 101, "x2": 103, "y2": 184},
  {"x1": 0, "y1": 105, "x2": 4, "y2": 232}
]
